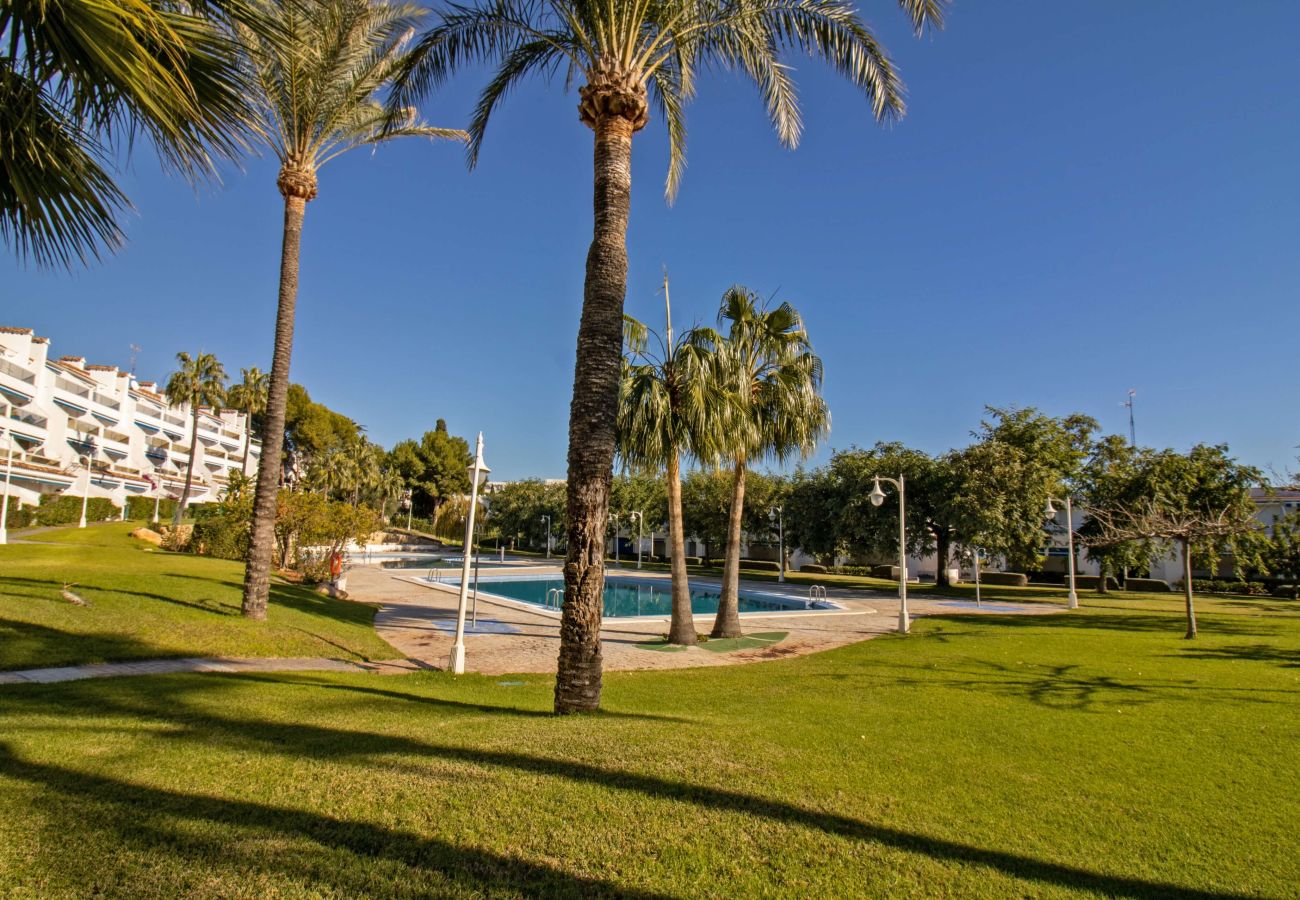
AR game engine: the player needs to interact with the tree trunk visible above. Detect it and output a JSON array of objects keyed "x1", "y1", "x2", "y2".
[
  {"x1": 242, "y1": 190, "x2": 308, "y2": 621},
  {"x1": 1097, "y1": 559, "x2": 1110, "y2": 594},
  {"x1": 174, "y1": 406, "x2": 200, "y2": 525},
  {"x1": 934, "y1": 529, "x2": 951, "y2": 588},
  {"x1": 554, "y1": 114, "x2": 634, "y2": 714},
  {"x1": 1181, "y1": 537, "x2": 1197, "y2": 639},
  {"x1": 665, "y1": 451, "x2": 695, "y2": 645},
  {"x1": 712, "y1": 458, "x2": 747, "y2": 639},
  {"x1": 240, "y1": 415, "x2": 251, "y2": 477}
]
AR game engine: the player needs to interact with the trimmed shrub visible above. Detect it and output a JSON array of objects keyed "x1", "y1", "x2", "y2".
[
  {"x1": 190, "y1": 503, "x2": 250, "y2": 561},
  {"x1": 125, "y1": 495, "x2": 179, "y2": 522},
  {"x1": 682, "y1": 556, "x2": 702, "y2": 566},
  {"x1": 1271, "y1": 585, "x2": 1299, "y2": 599},
  {"x1": 1073, "y1": 575, "x2": 1119, "y2": 590},
  {"x1": 800, "y1": 564, "x2": 828, "y2": 574},
  {"x1": 4, "y1": 504, "x2": 36, "y2": 529},
  {"x1": 828, "y1": 566, "x2": 877, "y2": 577},
  {"x1": 980, "y1": 571, "x2": 1028, "y2": 587},
  {"x1": 740, "y1": 559, "x2": 781, "y2": 573},
  {"x1": 1124, "y1": 578, "x2": 1171, "y2": 593},
  {"x1": 871, "y1": 565, "x2": 899, "y2": 579},
  {"x1": 35, "y1": 494, "x2": 119, "y2": 526}
]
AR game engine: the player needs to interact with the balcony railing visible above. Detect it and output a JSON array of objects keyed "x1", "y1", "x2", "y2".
[
  {"x1": 0, "y1": 358, "x2": 36, "y2": 384},
  {"x1": 104, "y1": 429, "x2": 131, "y2": 445},
  {"x1": 6, "y1": 408, "x2": 47, "y2": 430},
  {"x1": 94, "y1": 394, "x2": 122, "y2": 411},
  {"x1": 54, "y1": 376, "x2": 91, "y2": 398}
]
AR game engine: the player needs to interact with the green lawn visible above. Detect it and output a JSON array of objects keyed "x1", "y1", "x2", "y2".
[
  {"x1": 0, "y1": 523, "x2": 398, "y2": 669},
  {"x1": 0, "y1": 541, "x2": 1295, "y2": 896}
]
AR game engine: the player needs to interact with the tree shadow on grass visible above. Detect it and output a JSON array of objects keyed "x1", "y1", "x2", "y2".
[
  {"x1": 0, "y1": 617, "x2": 176, "y2": 672},
  {"x1": 0, "y1": 574, "x2": 238, "y2": 618},
  {"x1": 0, "y1": 705, "x2": 1244, "y2": 900},
  {"x1": 0, "y1": 742, "x2": 671, "y2": 899},
  {"x1": 935, "y1": 611, "x2": 1278, "y2": 639},
  {"x1": 1171, "y1": 643, "x2": 1300, "y2": 669}
]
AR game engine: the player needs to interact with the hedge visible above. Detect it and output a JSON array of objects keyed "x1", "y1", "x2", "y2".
[
  {"x1": 1073, "y1": 575, "x2": 1119, "y2": 590},
  {"x1": 125, "y1": 495, "x2": 179, "y2": 522},
  {"x1": 1124, "y1": 578, "x2": 1171, "y2": 593},
  {"x1": 800, "y1": 564, "x2": 828, "y2": 574},
  {"x1": 871, "y1": 565, "x2": 899, "y2": 579},
  {"x1": 1188, "y1": 579, "x2": 1265, "y2": 596},
  {"x1": 740, "y1": 559, "x2": 781, "y2": 573},
  {"x1": 4, "y1": 505, "x2": 36, "y2": 529},
  {"x1": 34, "y1": 494, "x2": 120, "y2": 526},
  {"x1": 1271, "y1": 585, "x2": 1299, "y2": 599},
  {"x1": 980, "y1": 571, "x2": 1028, "y2": 587}
]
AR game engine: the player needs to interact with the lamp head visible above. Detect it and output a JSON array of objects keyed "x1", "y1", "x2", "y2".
[
  {"x1": 1044, "y1": 499, "x2": 1057, "y2": 520},
  {"x1": 869, "y1": 478, "x2": 886, "y2": 508}
]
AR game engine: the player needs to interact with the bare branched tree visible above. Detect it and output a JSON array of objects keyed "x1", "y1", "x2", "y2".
[{"x1": 1083, "y1": 501, "x2": 1260, "y2": 638}]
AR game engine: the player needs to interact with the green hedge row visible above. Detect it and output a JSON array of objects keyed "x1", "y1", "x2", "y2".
[{"x1": 979, "y1": 571, "x2": 1028, "y2": 587}]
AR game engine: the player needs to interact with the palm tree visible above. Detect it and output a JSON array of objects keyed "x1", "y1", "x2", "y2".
[
  {"x1": 618, "y1": 281, "x2": 725, "y2": 645},
  {"x1": 237, "y1": 0, "x2": 466, "y2": 621},
  {"x1": 1, "y1": 0, "x2": 252, "y2": 267},
  {"x1": 690, "y1": 287, "x2": 828, "y2": 638},
  {"x1": 165, "y1": 352, "x2": 228, "y2": 525},
  {"x1": 226, "y1": 367, "x2": 268, "y2": 476},
  {"x1": 395, "y1": 0, "x2": 944, "y2": 713}
]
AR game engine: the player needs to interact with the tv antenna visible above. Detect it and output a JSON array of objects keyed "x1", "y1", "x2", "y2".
[
  {"x1": 128, "y1": 343, "x2": 142, "y2": 374},
  {"x1": 1122, "y1": 389, "x2": 1137, "y2": 447}
]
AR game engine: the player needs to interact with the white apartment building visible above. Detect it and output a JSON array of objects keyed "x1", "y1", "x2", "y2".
[{"x1": 0, "y1": 325, "x2": 261, "y2": 514}]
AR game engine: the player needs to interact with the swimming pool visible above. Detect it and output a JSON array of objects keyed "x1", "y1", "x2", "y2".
[{"x1": 465, "y1": 575, "x2": 836, "y2": 618}]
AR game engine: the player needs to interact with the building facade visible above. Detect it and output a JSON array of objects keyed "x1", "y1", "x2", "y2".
[{"x1": 0, "y1": 326, "x2": 260, "y2": 515}]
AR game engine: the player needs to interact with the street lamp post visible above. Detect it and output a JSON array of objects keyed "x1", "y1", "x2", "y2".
[
  {"x1": 78, "y1": 453, "x2": 92, "y2": 528},
  {"x1": 402, "y1": 488, "x2": 413, "y2": 530},
  {"x1": 449, "y1": 432, "x2": 490, "y2": 675},
  {"x1": 541, "y1": 514, "x2": 551, "y2": 558},
  {"x1": 630, "y1": 510, "x2": 643, "y2": 569},
  {"x1": 769, "y1": 505, "x2": 785, "y2": 583},
  {"x1": 869, "y1": 475, "x2": 909, "y2": 634},
  {"x1": 1045, "y1": 496, "x2": 1079, "y2": 609},
  {"x1": 152, "y1": 465, "x2": 164, "y2": 525},
  {"x1": 610, "y1": 512, "x2": 621, "y2": 565},
  {"x1": 0, "y1": 403, "x2": 14, "y2": 545}
]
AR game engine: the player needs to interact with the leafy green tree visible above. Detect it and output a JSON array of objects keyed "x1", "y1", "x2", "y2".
[
  {"x1": 395, "y1": 0, "x2": 947, "y2": 713},
  {"x1": 691, "y1": 288, "x2": 828, "y2": 637},
  {"x1": 2, "y1": 0, "x2": 251, "y2": 267},
  {"x1": 1077, "y1": 435, "x2": 1155, "y2": 592},
  {"x1": 387, "y1": 420, "x2": 472, "y2": 515},
  {"x1": 226, "y1": 366, "x2": 268, "y2": 476},
  {"x1": 164, "y1": 351, "x2": 227, "y2": 524},
  {"x1": 281, "y1": 384, "x2": 360, "y2": 480},
  {"x1": 1085, "y1": 444, "x2": 1263, "y2": 638},
  {"x1": 785, "y1": 465, "x2": 840, "y2": 563},
  {"x1": 239, "y1": 0, "x2": 464, "y2": 621},
  {"x1": 618, "y1": 301, "x2": 723, "y2": 644},
  {"x1": 680, "y1": 469, "x2": 734, "y2": 564},
  {"x1": 1262, "y1": 512, "x2": 1300, "y2": 599},
  {"x1": 485, "y1": 479, "x2": 566, "y2": 551}
]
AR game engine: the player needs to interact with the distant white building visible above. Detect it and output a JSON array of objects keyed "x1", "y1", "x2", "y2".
[{"x1": 0, "y1": 325, "x2": 261, "y2": 515}]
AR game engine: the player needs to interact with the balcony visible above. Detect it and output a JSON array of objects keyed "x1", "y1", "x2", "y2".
[
  {"x1": 94, "y1": 394, "x2": 122, "y2": 411},
  {"x1": 0, "y1": 357, "x2": 36, "y2": 385},
  {"x1": 54, "y1": 376, "x2": 91, "y2": 398}
]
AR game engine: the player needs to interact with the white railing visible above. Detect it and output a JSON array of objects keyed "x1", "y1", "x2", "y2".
[
  {"x1": 54, "y1": 376, "x2": 90, "y2": 398},
  {"x1": 0, "y1": 358, "x2": 36, "y2": 384}
]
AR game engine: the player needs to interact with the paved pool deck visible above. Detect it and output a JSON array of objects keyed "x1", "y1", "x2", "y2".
[{"x1": 355, "y1": 564, "x2": 1060, "y2": 675}]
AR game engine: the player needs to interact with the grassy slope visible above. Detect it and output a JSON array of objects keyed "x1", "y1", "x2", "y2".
[
  {"x1": 0, "y1": 523, "x2": 398, "y2": 669},
  {"x1": 0, "y1": 592, "x2": 1295, "y2": 896}
]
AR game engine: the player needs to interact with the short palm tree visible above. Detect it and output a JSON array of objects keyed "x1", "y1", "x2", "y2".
[
  {"x1": 690, "y1": 287, "x2": 828, "y2": 638},
  {"x1": 395, "y1": 0, "x2": 944, "y2": 713},
  {"x1": 1, "y1": 0, "x2": 251, "y2": 267},
  {"x1": 618, "y1": 283, "x2": 724, "y2": 645},
  {"x1": 165, "y1": 351, "x2": 228, "y2": 525},
  {"x1": 226, "y1": 366, "x2": 268, "y2": 476},
  {"x1": 237, "y1": 0, "x2": 466, "y2": 621}
]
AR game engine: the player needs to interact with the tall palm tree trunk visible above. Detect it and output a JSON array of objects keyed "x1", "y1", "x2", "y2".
[
  {"x1": 665, "y1": 450, "x2": 695, "y2": 645},
  {"x1": 174, "y1": 407, "x2": 201, "y2": 525},
  {"x1": 555, "y1": 115, "x2": 634, "y2": 714},
  {"x1": 712, "y1": 457, "x2": 747, "y2": 638},
  {"x1": 243, "y1": 181, "x2": 311, "y2": 620}
]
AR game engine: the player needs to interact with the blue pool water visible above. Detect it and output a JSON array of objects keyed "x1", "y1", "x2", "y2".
[{"x1": 474, "y1": 576, "x2": 822, "y2": 618}]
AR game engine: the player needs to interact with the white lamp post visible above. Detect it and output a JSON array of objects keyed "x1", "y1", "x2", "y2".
[
  {"x1": 870, "y1": 475, "x2": 909, "y2": 634},
  {"x1": 449, "y1": 432, "x2": 490, "y2": 675},
  {"x1": 769, "y1": 505, "x2": 785, "y2": 583},
  {"x1": 610, "y1": 512, "x2": 621, "y2": 565},
  {"x1": 630, "y1": 510, "x2": 643, "y2": 569},
  {"x1": 0, "y1": 402, "x2": 13, "y2": 545},
  {"x1": 1045, "y1": 496, "x2": 1079, "y2": 609},
  {"x1": 541, "y1": 514, "x2": 551, "y2": 558},
  {"x1": 152, "y1": 465, "x2": 164, "y2": 525},
  {"x1": 402, "y1": 488, "x2": 413, "y2": 530},
  {"x1": 78, "y1": 452, "x2": 93, "y2": 528}
]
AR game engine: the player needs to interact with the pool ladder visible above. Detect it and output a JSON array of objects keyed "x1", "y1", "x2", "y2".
[
  {"x1": 807, "y1": 584, "x2": 828, "y2": 607},
  {"x1": 545, "y1": 587, "x2": 564, "y2": 610}
]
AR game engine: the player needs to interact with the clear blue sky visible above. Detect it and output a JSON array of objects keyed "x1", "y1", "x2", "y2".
[{"x1": 6, "y1": 1, "x2": 1299, "y2": 481}]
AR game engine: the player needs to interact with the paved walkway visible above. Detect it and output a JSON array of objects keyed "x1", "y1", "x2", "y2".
[
  {"x1": 358, "y1": 564, "x2": 1057, "y2": 675},
  {"x1": 0, "y1": 656, "x2": 428, "y2": 685}
]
